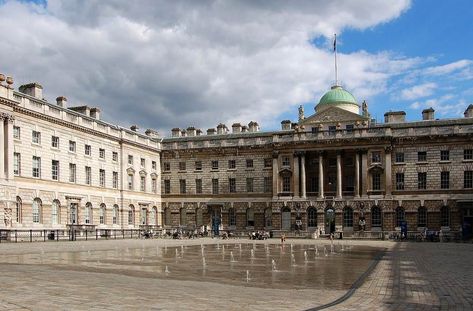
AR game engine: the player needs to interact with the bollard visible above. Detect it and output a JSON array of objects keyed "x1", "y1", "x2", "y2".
[{"x1": 30, "y1": 230, "x2": 32, "y2": 242}]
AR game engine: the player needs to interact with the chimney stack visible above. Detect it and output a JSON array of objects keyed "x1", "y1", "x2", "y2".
[
  {"x1": 422, "y1": 107, "x2": 435, "y2": 120},
  {"x1": 171, "y1": 128, "x2": 180, "y2": 137},
  {"x1": 248, "y1": 121, "x2": 259, "y2": 132},
  {"x1": 187, "y1": 126, "x2": 197, "y2": 136},
  {"x1": 281, "y1": 120, "x2": 291, "y2": 131},
  {"x1": 90, "y1": 107, "x2": 101, "y2": 120},
  {"x1": 130, "y1": 125, "x2": 139, "y2": 132},
  {"x1": 19, "y1": 83, "x2": 43, "y2": 99},
  {"x1": 217, "y1": 123, "x2": 228, "y2": 135},
  {"x1": 464, "y1": 105, "x2": 473, "y2": 118},
  {"x1": 232, "y1": 123, "x2": 242, "y2": 134},
  {"x1": 384, "y1": 111, "x2": 406, "y2": 123},
  {"x1": 56, "y1": 96, "x2": 67, "y2": 108}
]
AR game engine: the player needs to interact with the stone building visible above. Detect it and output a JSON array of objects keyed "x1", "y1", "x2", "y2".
[{"x1": 0, "y1": 73, "x2": 472, "y2": 238}]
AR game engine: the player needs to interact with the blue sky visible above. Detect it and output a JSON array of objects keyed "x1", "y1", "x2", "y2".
[{"x1": 1, "y1": 0, "x2": 472, "y2": 133}]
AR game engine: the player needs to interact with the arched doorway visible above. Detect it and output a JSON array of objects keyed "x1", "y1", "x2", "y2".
[
  {"x1": 281, "y1": 207, "x2": 291, "y2": 230},
  {"x1": 325, "y1": 206, "x2": 335, "y2": 234}
]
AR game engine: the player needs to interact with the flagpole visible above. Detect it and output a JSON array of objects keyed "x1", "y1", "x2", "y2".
[{"x1": 334, "y1": 34, "x2": 338, "y2": 86}]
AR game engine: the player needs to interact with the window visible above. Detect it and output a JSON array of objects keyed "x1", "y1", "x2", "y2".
[
  {"x1": 311, "y1": 127, "x2": 319, "y2": 134},
  {"x1": 464, "y1": 149, "x2": 473, "y2": 160},
  {"x1": 396, "y1": 173, "x2": 404, "y2": 190},
  {"x1": 128, "y1": 205, "x2": 134, "y2": 225},
  {"x1": 441, "y1": 171, "x2": 450, "y2": 189},
  {"x1": 246, "y1": 178, "x2": 254, "y2": 192},
  {"x1": 84, "y1": 203, "x2": 92, "y2": 224},
  {"x1": 195, "y1": 161, "x2": 202, "y2": 171},
  {"x1": 69, "y1": 163, "x2": 76, "y2": 182},
  {"x1": 32, "y1": 130, "x2": 41, "y2": 144},
  {"x1": 464, "y1": 171, "x2": 473, "y2": 189},
  {"x1": 343, "y1": 207, "x2": 353, "y2": 227},
  {"x1": 195, "y1": 208, "x2": 203, "y2": 227},
  {"x1": 51, "y1": 136, "x2": 59, "y2": 148},
  {"x1": 179, "y1": 179, "x2": 186, "y2": 194},
  {"x1": 211, "y1": 160, "x2": 219, "y2": 170},
  {"x1": 113, "y1": 171, "x2": 118, "y2": 189},
  {"x1": 418, "y1": 172, "x2": 427, "y2": 189},
  {"x1": 69, "y1": 140, "x2": 76, "y2": 152},
  {"x1": 282, "y1": 156, "x2": 290, "y2": 167},
  {"x1": 418, "y1": 206, "x2": 427, "y2": 227},
  {"x1": 140, "y1": 176, "x2": 146, "y2": 191},
  {"x1": 13, "y1": 126, "x2": 20, "y2": 139},
  {"x1": 128, "y1": 155, "x2": 133, "y2": 165},
  {"x1": 99, "y1": 148, "x2": 105, "y2": 159},
  {"x1": 51, "y1": 200, "x2": 59, "y2": 225},
  {"x1": 99, "y1": 204, "x2": 105, "y2": 224},
  {"x1": 152, "y1": 161, "x2": 157, "y2": 170},
  {"x1": 16, "y1": 197, "x2": 22, "y2": 223},
  {"x1": 180, "y1": 207, "x2": 186, "y2": 225},
  {"x1": 371, "y1": 152, "x2": 381, "y2": 163},
  {"x1": 264, "y1": 158, "x2": 272, "y2": 168},
  {"x1": 371, "y1": 206, "x2": 381, "y2": 227},
  {"x1": 440, "y1": 206, "x2": 450, "y2": 227},
  {"x1": 228, "y1": 178, "x2": 236, "y2": 193},
  {"x1": 163, "y1": 162, "x2": 170, "y2": 171},
  {"x1": 112, "y1": 205, "x2": 119, "y2": 225},
  {"x1": 282, "y1": 176, "x2": 291, "y2": 192},
  {"x1": 85, "y1": 144, "x2": 91, "y2": 156},
  {"x1": 246, "y1": 159, "x2": 254, "y2": 168},
  {"x1": 212, "y1": 178, "x2": 219, "y2": 194},
  {"x1": 179, "y1": 161, "x2": 186, "y2": 171},
  {"x1": 164, "y1": 180, "x2": 171, "y2": 194},
  {"x1": 395, "y1": 152, "x2": 405, "y2": 163},
  {"x1": 228, "y1": 160, "x2": 236, "y2": 169},
  {"x1": 32, "y1": 198, "x2": 41, "y2": 223},
  {"x1": 440, "y1": 150, "x2": 450, "y2": 161},
  {"x1": 246, "y1": 208, "x2": 254, "y2": 227},
  {"x1": 164, "y1": 207, "x2": 171, "y2": 226},
  {"x1": 395, "y1": 207, "x2": 405, "y2": 227},
  {"x1": 52, "y1": 160, "x2": 59, "y2": 181},
  {"x1": 152, "y1": 178, "x2": 157, "y2": 193},
  {"x1": 418, "y1": 151, "x2": 427, "y2": 162},
  {"x1": 328, "y1": 125, "x2": 336, "y2": 135},
  {"x1": 309, "y1": 177, "x2": 318, "y2": 192},
  {"x1": 112, "y1": 152, "x2": 118, "y2": 162},
  {"x1": 127, "y1": 174, "x2": 133, "y2": 190},
  {"x1": 141, "y1": 158, "x2": 145, "y2": 167},
  {"x1": 85, "y1": 166, "x2": 91, "y2": 185},
  {"x1": 14, "y1": 153, "x2": 20, "y2": 176},
  {"x1": 32, "y1": 156, "x2": 41, "y2": 178},
  {"x1": 264, "y1": 177, "x2": 272, "y2": 193},
  {"x1": 195, "y1": 179, "x2": 202, "y2": 194},
  {"x1": 228, "y1": 208, "x2": 236, "y2": 226},
  {"x1": 307, "y1": 207, "x2": 317, "y2": 227},
  {"x1": 372, "y1": 172, "x2": 381, "y2": 190},
  {"x1": 99, "y1": 169, "x2": 105, "y2": 187}
]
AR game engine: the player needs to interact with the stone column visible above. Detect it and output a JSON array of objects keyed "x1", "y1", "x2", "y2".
[
  {"x1": 385, "y1": 146, "x2": 392, "y2": 197},
  {"x1": 272, "y1": 152, "x2": 279, "y2": 198},
  {"x1": 0, "y1": 116, "x2": 5, "y2": 179},
  {"x1": 293, "y1": 153, "x2": 300, "y2": 198},
  {"x1": 5, "y1": 115, "x2": 14, "y2": 180},
  {"x1": 318, "y1": 152, "x2": 324, "y2": 199},
  {"x1": 336, "y1": 152, "x2": 342, "y2": 199},
  {"x1": 355, "y1": 152, "x2": 360, "y2": 198},
  {"x1": 300, "y1": 152, "x2": 306, "y2": 199},
  {"x1": 361, "y1": 150, "x2": 368, "y2": 196}
]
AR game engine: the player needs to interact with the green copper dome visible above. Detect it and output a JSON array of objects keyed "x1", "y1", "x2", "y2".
[{"x1": 318, "y1": 85, "x2": 358, "y2": 106}]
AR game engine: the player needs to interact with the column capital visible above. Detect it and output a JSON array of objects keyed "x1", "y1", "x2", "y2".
[
  {"x1": 0, "y1": 113, "x2": 14, "y2": 123},
  {"x1": 384, "y1": 145, "x2": 393, "y2": 153},
  {"x1": 294, "y1": 151, "x2": 306, "y2": 157}
]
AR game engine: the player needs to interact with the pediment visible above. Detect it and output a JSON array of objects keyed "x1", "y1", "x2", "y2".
[{"x1": 300, "y1": 106, "x2": 368, "y2": 125}]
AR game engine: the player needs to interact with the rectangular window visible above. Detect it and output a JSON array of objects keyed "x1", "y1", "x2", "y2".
[
  {"x1": 328, "y1": 125, "x2": 336, "y2": 135},
  {"x1": 309, "y1": 176, "x2": 318, "y2": 192},
  {"x1": 141, "y1": 158, "x2": 146, "y2": 167},
  {"x1": 229, "y1": 178, "x2": 236, "y2": 193},
  {"x1": 346, "y1": 124, "x2": 354, "y2": 133},
  {"x1": 128, "y1": 155, "x2": 133, "y2": 165},
  {"x1": 440, "y1": 150, "x2": 450, "y2": 161},
  {"x1": 440, "y1": 171, "x2": 450, "y2": 189},
  {"x1": 212, "y1": 178, "x2": 219, "y2": 194},
  {"x1": 69, "y1": 140, "x2": 76, "y2": 152},
  {"x1": 164, "y1": 179, "x2": 171, "y2": 194},
  {"x1": 85, "y1": 166, "x2": 91, "y2": 185},
  {"x1": 372, "y1": 172, "x2": 381, "y2": 190},
  {"x1": 418, "y1": 172, "x2": 427, "y2": 189},
  {"x1": 32, "y1": 156, "x2": 41, "y2": 178},
  {"x1": 196, "y1": 179, "x2": 202, "y2": 194},
  {"x1": 85, "y1": 144, "x2": 91, "y2": 156},
  {"x1": 163, "y1": 162, "x2": 170, "y2": 171},
  {"x1": 127, "y1": 175, "x2": 133, "y2": 190},
  {"x1": 228, "y1": 160, "x2": 236, "y2": 169},
  {"x1": 13, "y1": 126, "x2": 20, "y2": 139},
  {"x1": 99, "y1": 169, "x2": 105, "y2": 187},
  {"x1": 152, "y1": 178, "x2": 157, "y2": 193},
  {"x1": 99, "y1": 148, "x2": 105, "y2": 159},
  {"x1": 112, "y1": 152, "x2": 118, "y2": 162},
  {"x1": 52, "y1": 160, "x2": 59, "y2": 181},
  {"x1": 282, "y1": 176, "x2": 291, "y2": 192},
  {"x1": 311, "y1": 127, "x2": 319, "y2": 134},
  {"x1": 395, "y1": 152, "x2": 404, "y2": 163},
  {"x1": 211, "y1": 160, "x2": 219, "y2": 170},
  {"x1": 371, "y1": 152, "x2": 381, "y2": 163},
  {"x1": 246, "y1": 159, "x2": 254, "y2": 168},
  {"x1": 14, "y1": 153, "x2": 21, "y2": 176},
  {"x1": 464, "y1": 149, "x2": 473, "y2": 160},
  {"x1": 51, "y1": 136, "x2": 59, "y2": 148},
  {"x1": 396, "y1": 173, "x2": 404, "y2": 190},
  {"x1": 464, "y1": 171, "x2": 473, "y2": 189},
  {"x1": 140, "y1": 176, "x2": 146, "y2": 191},
  {"x1": 264, "y1": 158, "x2": 272, "y2": 168},
  {"x1": 179, "y1": 161, "x2": 186, "y2": 171},
  {"x1": 418, "y1": 151, "x2": 427, "y2": 162},
  {"x1": 69, "y1": 163, "x2": 76, "y2": 182},
  {"x1": 113, "y1": 171, "x2": 118, "y2": 189},
  {"x1": 32, "y1": 130, "x2": 41, "y2": 144},
  {"x1": 282, "y1": 156, "x2": 290, "y2": 167},
  {"x1": 152, "y1": 161, "x2": 157, "y2": 170},
  {"x1": 179, "y1": 179, "x2": 186, "y2": 194},
  {"x1": 246, "y1": 178, "x2": 254, "y2": 192},
  {"x1": 264, "y1": 176, "x2": 272, "y2": 193}
]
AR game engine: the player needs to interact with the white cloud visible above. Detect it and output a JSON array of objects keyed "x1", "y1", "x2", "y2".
[
  {"x1": 0, "y1": 0, "x2": 413, "y2": 133},
  {"x1": 409, "y1": 94, "x2": 465, "y2": 117},
  {"x1": 424, "y1": 59, "x2": 473, "y2": 76},
  {"x1": 400, "y1": 82, "x2": 437, "y2": 100}
]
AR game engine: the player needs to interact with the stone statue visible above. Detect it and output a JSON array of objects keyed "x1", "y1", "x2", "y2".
[
  {"x1": 4, "y1": 208, "x2": 12, "y2": 227},
  {"x1": 298, "y1": 105, "x2": 304, "y2": 121},
  {"x1": 362, "y1": 100, "x2": 369, "y2": 117}
]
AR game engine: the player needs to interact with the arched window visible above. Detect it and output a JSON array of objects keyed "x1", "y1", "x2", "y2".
[
  {"x1": 395, "y1": 206, "x2": 405, "y2": 227},
  {"x1": 128, "y1": 204, "x2": 135, "y2": 225},
  {"x1": 196, "y1": 208, "x2": 203, "y2": 227},
  {"x1": 228, "y1": 208, "x2": 236, "y2": 226},
  {"x1": 440, "y1": 206, "x2": 450, "y2": 227},
  {"x1": 281, "y1": 207, "x2": 291, "y2": 230},
  {"x1": 16, "y1": 196, "x2": 22, "y2": 223},
  {"x1": 417, "y1": 206, "x2": 427, "y2": 227},
  {"x1": 265, "y1": 208, "x2": 272, "y2": 228},
  {"x1": 246, "y1": 208, "x2": 254, "y2": 227},
  {"x1": 149, "y1": 206, "x2": 157, "y2": 225},
  {"x1": 371, "y1": 206, "x2": 382, "y2": 228},
  {"x1": 85, "y1": 203, "x2": 92, "y2": 224},
  {"x1": 99, "y1": 204, "x2": 106, "y2": 224},
  {"x1": 32, "y1": 198, "x2": 41, "y2": 223},
  {"x1": 307, "y1": 207, "x2": 317, "y2": 228},
  {"x1": 180, "y1": 207, "x2": 187, "y2": 226},
  {"x1": 112, "y1": 205, "x2": 119, "y2": 225},
  {"x1": 164, "y1": 207, "x2": 171, "y2": 226},
  {"x1": 51, "y1": 200, "x2": 60, "y2": 225},
  {"x1": 343, "y1": 206, "x2": 354, "y2": 228}
]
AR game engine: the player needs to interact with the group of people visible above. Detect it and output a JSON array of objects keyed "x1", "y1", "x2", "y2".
[{"x1": 249, "y1": 231, "x2": 270, "y2": 240}]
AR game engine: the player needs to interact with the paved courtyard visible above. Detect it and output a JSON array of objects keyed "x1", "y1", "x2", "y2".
[{"x1": 0, "y1": 238, "x2": 471, "y2": 311}]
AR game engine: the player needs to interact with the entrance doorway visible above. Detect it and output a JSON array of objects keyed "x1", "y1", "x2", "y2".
[
  {"x1": 460, "y1": 202, "x2": 473, "y2": 240},
  {"x1": 325, "y1": 207, "x2": 335, "y2": 234},
  {"x1": 281, "y1": 207, "x2": 291, "y2": 230},
  {"x1": 209, "y1": 206, "x2": 221, "y2": 236}
]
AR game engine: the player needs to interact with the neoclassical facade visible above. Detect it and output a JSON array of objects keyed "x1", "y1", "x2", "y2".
[{"x1": 1, "y1": 74, "x2": 472, "y2": 237}]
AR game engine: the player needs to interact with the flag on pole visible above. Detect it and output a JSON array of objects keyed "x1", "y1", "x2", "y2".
[{"x1": 333, "y1": 34, "x2": 337, "y2": 52}]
